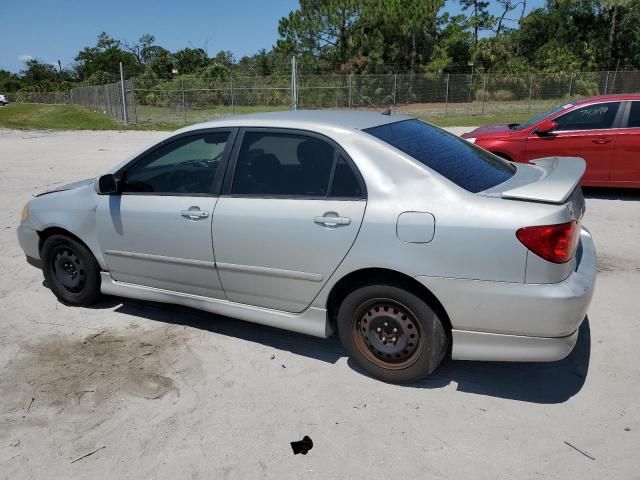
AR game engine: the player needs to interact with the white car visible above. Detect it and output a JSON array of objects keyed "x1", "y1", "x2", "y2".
[{"x1": 0, "y1": 94, "x2": 7, "y2": 106}]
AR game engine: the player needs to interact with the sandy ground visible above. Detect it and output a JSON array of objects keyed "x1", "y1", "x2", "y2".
[{"x1": 0, "y1": 128, "x2": 639, "y2": 479}]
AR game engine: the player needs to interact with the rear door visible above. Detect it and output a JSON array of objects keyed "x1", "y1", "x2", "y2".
[
  {"x1": 610, "y1": 101, "x2": 640, "y2": 185},
  {"x1": 212, "y1": 128, "x2": 366, "y2": 313},
  {"x1": 525, "y1": 101, "x2": 623, "y2": 185}
]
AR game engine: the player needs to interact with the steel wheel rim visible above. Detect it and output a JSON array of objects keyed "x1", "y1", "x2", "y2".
[
  {"x1": 51, "y1": 246, "x2": 86, "y2": 293},
  {"x1": 352, "y1": 299, "x2": 422, "y2": 370}
]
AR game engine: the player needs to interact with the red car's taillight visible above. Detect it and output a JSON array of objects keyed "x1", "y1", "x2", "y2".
[{"x1": 516, "y1": 221, "x2": 578, "y2": 264}]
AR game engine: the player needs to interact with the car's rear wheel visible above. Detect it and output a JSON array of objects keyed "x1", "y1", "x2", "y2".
[
  {"x1": 41, "y1": 234, "x2": 101, "y2": 306},
  {"x1": 337, "y1": 284, "x2": 448, "y2": 383}
]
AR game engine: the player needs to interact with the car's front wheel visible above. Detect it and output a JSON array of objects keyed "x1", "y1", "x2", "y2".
[
  {"x1": 337, "y1": 284, "x2": 448, "y2": 384},
  {"x1": 41, "y1": 234, "x2": 101, "y2": 306}
]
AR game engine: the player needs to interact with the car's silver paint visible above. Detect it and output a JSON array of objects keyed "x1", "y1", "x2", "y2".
[
  {"x1": 451, "y1": 327, "x2": 579, "y2": 362},
  {"x1": 501, "y1": 157, "x2": 586, "y2": 203},
  {"x1": 96, "y1": 195, "x2": 225, "y2": 299},
  {"x1": 418, "y1": 228, "x2": 595, "y2": 339},
  {"x1": 396, "y1": 212, "x2": 436, "y2": 243},
  {"x1": 212, "y1": 197, "x2": 366, "y2": 312},
  {"x1": 18, "y1": 110, "x2": 597, "y2": 362}
]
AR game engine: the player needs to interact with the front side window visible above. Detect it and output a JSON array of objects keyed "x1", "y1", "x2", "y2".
[
  {"x1": 123, "y1": 132, "x2": 229, "y2": 194},
  {"x1": 231, "y1": 131, "x2": 363, "y2": 198},
  {"x1": 365, "y1": 119, "x2": 515, "y2": 193},
  {"x1": 554, "y1": 102, "x2": 621, "y2": 131}
]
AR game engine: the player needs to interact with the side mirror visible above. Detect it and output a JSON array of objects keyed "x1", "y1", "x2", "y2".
[
  {"x1": 536, "y1": 120, "x2": 559, "y2": 136},
  {"x1": 96, "y1": 174, "x2": 119, "y2": 195}
]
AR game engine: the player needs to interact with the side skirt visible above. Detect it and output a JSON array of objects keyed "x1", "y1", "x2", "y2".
[{"x1": 100, "y1": 272, "x2": 333, "y2": 338}]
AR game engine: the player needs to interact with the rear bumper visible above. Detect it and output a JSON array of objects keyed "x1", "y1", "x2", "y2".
[{"x1": 417, "y1": 227, "x2": 596, "y2": 361}]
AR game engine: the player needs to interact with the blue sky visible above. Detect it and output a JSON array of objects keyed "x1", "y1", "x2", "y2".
[{"x1": 0, "y1": 0, "x2": 545, "y2": 73}]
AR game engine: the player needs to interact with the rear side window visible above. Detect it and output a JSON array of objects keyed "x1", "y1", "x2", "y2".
[
  {"x1": 628, "y1": 102, "x2": 640, "y2": 128},
  {"x1": 554, "y1": 102, "x2": 620, "y2": 131},
  {"x1": 231, "y1": 131, "x2": 364, "y2": 198},
  {"x1": 365, "y1": 119, "x2": 515, "y2": 193}
]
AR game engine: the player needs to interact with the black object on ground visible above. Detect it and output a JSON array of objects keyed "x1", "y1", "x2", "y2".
[{"x1": 291, "y1": 436, "x2": 313, "y2": 455}]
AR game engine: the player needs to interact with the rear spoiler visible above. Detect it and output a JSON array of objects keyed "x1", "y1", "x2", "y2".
[{"x1": 501, "y1": 157, "x2": 586, "y2": 204}]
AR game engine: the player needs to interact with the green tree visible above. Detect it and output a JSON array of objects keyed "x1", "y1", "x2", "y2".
[
  {"x1": 74, "y1": 32, "x2": 142, "y2": 80},
  {"x1": 459, "y1": 1, "x2": 495, "y2": 49},
  {"x1": 276, "y1": 0, "x2": 360, "y2": 68},
  {"x1": 174, "y1": 48, "x2": 208, "y2": 75}
]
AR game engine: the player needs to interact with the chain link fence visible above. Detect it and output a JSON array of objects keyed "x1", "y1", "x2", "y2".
[{"x1": 16, "y1": 70, "x2": 640, "y2": 125}]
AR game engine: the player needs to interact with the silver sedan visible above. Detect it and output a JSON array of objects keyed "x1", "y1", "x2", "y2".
[{"x1": 17, "y1": 111, "x2": 596, "y2": 383}]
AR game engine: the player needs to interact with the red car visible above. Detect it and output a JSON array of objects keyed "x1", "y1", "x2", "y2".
[{"x1": 461, "y1": 94, "x2": 640, "y2": 187}]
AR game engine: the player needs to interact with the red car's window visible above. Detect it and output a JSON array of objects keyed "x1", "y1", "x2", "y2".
[
  {"x1": 628, "y1": 102, "x2": 640, "y2": 128},
  {"x1": 554, "y1": 102, "x2": 621, "y2": 131}
]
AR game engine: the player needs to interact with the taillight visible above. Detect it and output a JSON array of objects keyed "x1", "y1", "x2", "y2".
[{"x1": 516, "y1": 221, "x2": 578, "y2": 264}]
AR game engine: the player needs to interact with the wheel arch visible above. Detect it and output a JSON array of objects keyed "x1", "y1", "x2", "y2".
[
  {"x1": 326, "y1": 267, "x2": 452, "y2": 335},
  {"x1": 37, "y1": 226, "x2": 97, "y2": 262}
]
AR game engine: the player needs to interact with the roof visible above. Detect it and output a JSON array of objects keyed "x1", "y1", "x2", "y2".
[
  {"x1": 180, "y1": 109, "x2": 410, "y2": 133},
  {"x1": 573, "y1": 93, "x2": 640, "y2": 104}
]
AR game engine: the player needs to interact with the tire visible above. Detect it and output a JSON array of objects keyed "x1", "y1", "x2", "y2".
[
  {"x1": 41, "y1": 234, "x2": 101, "y2": 306},
  {"x1": 337, "y1": 284, "x2": 448, "y2": 384}
]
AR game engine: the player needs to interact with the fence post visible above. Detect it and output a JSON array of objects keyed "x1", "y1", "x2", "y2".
[
  {"x1": 481, "y1": 75, "x2": 487, "y2": 115},
  {"x1": 119, "y1": 62, "x2": 128, "y2": 125},
  {"x1": 181, "y1": 78, "x2": 187, "y2": 124},
  {"x1": 230, "y1": 77, "x2": 235, "y2": 115},
  {"x1": 131, "y1": 77, "x2": 138, "y2": 124},
  {"x1": 603, "y1": 71, "x2": 610, "y2": 94},
  {"x1": 393, "y1": 74, "x2": 397, "y2": 106},
  {"x1": 444, "y1": 73, "x2": 450, "y2": 117},
  {"x1": 291, "y1": 55, "x2": 297, "y2": 111},
  {"x1": 568, "y1": 72, "x2": 574, "y2": 97},
  {"x1": 528, "y1": 75, "x2": 533, "y2": 113}
]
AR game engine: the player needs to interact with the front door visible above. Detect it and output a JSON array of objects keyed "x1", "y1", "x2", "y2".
[
  {"x1": 96, "y1": 130, "x2": 234, "y2": 298},
  {"x1": 212, "y1": 129, "x2": 367, "y2": 313},
  {"x1": 526, "y1": 101, "x2": 622, "y2": 185}
]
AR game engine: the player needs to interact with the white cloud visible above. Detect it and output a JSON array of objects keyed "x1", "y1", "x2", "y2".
[{"x1": 18, "y1": 54, "x2": 34, "y2": 63}]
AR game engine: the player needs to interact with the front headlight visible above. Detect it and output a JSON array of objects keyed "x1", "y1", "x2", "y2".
[
  {"x1": 465, "y1": 137, "x2": 476, "y2": 144},
  {"x1": 21, "y1": 202, "x2": 30, "y2": 222}
]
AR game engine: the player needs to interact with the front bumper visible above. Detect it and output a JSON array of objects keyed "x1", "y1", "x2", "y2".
[
  {"x1": 417, "y1": 228, "x2": 596, "y2": 362},
  {"x1": 17, "y1": 224, "x2": 40, "y2": 263}
]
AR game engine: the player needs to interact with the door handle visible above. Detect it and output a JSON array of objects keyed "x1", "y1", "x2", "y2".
[
  {"x1": 314, "y1": 213, "x2": 351, "y2": 226},
  {"x1": 592, "y1": 138, "x2": 612, "y2": 144},
  {"x1": 181, "y1": 207, "x2": 209, "y2": 220}
]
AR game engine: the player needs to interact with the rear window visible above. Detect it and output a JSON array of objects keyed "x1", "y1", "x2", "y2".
[{"x1": 364, "y1": 119, "x2": 515, "y2": 193}]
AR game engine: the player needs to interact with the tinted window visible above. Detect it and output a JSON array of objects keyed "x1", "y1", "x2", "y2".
[
  {"x1": 330, "y1": 154, "x2": 363, "y2": 198},
  {"x1": 365, "y1": 119, "x2": 515, "y2": 193},
  {"x1": 123, "y1": 132, "x2": 229, "y2": 194},
  {"x1": 232, "y1": 132, "x2": 336, "y2": 196},
  {"x1": 515, "y1": 103, "x2": 574, "y2": 130},
  {"x1": 555, "y1": 102, "x2": 620, "y2": 131},
  {"x1": 628, "y1": 102, "x2": 640, "y2": 128}
]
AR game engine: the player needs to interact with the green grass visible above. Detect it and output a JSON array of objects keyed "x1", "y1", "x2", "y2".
[
  {"x1": 0, "y1": 103, "x2": 124, "y2": 130},
  {"x1": 0, "y1": 102, "x2": 546, "y2": 132}
]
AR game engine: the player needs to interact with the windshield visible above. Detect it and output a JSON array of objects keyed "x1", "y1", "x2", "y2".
[
  {"x1": 365, "y1": 119, "x2": 515, "y2": 193},
  {"x1": 514, "y1": 102, "x2": 575, "y2": 130}
]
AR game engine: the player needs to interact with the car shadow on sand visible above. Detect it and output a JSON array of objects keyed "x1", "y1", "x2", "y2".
[{"x1": 103, "y1": 297, "x2": 590, "y2": 405}]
